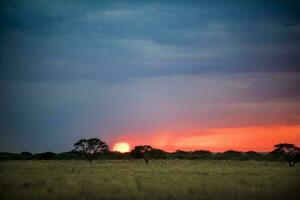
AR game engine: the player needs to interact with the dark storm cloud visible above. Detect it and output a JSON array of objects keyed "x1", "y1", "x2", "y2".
[{"x1": 0, "y1": 0, "x2": 300, "y2": 82}]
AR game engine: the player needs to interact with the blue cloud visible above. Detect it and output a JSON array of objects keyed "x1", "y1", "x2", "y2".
[{"x1": 0, "y1": 0, "x2": 300, "y2": 82}]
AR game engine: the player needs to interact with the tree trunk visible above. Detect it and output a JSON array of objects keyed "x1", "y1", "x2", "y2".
[
  {"x1": 144, "y1": 152, "x2": 149, "y2": 164},
  {"x1": 144, "y1": 158, "x2": 149, "y2": 164}
]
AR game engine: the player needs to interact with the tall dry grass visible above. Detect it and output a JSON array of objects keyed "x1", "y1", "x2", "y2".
[{"x1": 0, "y1": 160, "x2": 299, "y2": 200}]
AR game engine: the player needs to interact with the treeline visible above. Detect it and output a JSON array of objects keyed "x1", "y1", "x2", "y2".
[
  {"x1": 1, "y1": 139, "x2": 299, "y2": 167},
  {"x1": 0, "y1": 149, "x2": 285, "y2": 162}
]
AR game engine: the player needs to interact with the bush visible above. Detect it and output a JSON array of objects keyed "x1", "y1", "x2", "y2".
[
  {"x1": 0, "y1": 152, "x2": 21, "y2": 161},
  {"x1": 215, "y1": 150, "x2": 246, "y2": 160},
  {"x1": 190, "y1": 150, "x2": 213, "y2": 159},
  {"x1": 244, "y1": 151, "x2": 265, "y2": 161},
  {"x1": 36, "y1": 152, "x2": 57, "y2": 160},
  {"x1": 20, "y1": 152, "x2": 33, "y2": 160}
]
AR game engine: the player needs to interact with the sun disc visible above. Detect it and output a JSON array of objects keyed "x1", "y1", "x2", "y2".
[{"x1": 113, "y1": 142, "x2": 130, "y2": 153}]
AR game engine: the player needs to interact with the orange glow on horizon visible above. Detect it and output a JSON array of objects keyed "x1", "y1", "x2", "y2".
[
  {"x1": 113, "y1": 142, "x2": 130, "y2": 153},
  {"x1": 113, "y1": 125, "x2": 300, "y2": 152}
]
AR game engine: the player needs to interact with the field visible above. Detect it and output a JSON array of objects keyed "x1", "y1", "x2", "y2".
[{"x1": 0, "y1": 160, "x2": 299, "y2": 200}]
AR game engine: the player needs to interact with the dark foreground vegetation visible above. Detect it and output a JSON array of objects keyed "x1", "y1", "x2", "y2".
[{"x1": 0, "y1": 160, "x2": 299, "y2": 200}]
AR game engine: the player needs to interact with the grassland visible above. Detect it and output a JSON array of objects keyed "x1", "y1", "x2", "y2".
[{"x1": 0, "y1": 160, "x2": 299, "y2": 200}]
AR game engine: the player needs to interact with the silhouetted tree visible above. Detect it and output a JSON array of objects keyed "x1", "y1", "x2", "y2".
[
  {"x1": 131, "y1": 145, "x2": 152, "y2": 164},
  {"x1": 73, "y1": 138, "x2": 109, "y2": 162},
  {"x1": 272, "y1": 143, "x2": 300, "y2": 167}
]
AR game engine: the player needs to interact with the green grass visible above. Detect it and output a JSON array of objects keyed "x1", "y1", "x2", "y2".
[{"x1": 0, "y1": 160, "x2": 299, "y2": 200}]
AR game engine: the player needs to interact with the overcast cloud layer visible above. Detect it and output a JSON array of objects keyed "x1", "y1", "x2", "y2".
[{"x1": 0, "y1": 0, "x2": 300, "y2": 152}]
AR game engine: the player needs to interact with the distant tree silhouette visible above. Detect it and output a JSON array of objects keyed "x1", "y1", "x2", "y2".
[
  {"x1": 245, "y1": 151, "x2": 265, "y2": 160},
  {"x1": 131, "y1": 145, "x2": 152, "y2": 164},
  {"x1": 39, "y1": 152, "x2": 56, "y2": 160},
  {"x1": 20, "y1": 152, "x2": 33, "y2": 160},
  {"x1": 272, "y1": 143, "x2": 300, "y2": 167},
  {"x1": 0, "y1": 152, "x2": 21, "y2": 160},
  {"x1": 191, "y1": 150, "x2": 213, "y2": 159},
  {"x1": 150, "y1": 148, "x2": 167, "y2": 159},
  {"x1": 73, "y1": 138, "x2": 109, "y2": 162},
  {"x1": 169, "y1": 150, "x2": 213, "y2": 159},
  {"x1": 171, "y1": 150, "x2": 191, "y2": 159},
  {"x1": 215, "y1": 150, "x2": 246, "y2": 160}
]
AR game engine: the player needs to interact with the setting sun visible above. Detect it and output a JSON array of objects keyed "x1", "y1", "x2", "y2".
[{"x1": 113, "y1": 142, "x2": 130, "y2": 153}]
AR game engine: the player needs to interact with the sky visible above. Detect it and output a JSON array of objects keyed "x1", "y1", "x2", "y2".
[{"x1": 1, "y1": 0, "x2": 300, "y2": 153}]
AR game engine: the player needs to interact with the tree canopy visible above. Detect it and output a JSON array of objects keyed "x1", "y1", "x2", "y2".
[
  {"x1": 131, "y1": 145, "x2": 153, "y2": 164},
  {"x1": 73, "y1": 138, "x2": 109, "y2": 162},
  {"x1": 272, "y1": 143, "x2": 300, "y2": 167}
]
